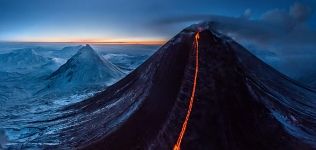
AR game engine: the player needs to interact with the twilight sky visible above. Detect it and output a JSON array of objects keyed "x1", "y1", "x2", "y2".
[{"x1": 0, "y1": 0, "x2": 315, "y2": 43}]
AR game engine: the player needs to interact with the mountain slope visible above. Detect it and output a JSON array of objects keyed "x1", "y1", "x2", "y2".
[
  {"x1": 45, "y1": 44, "x2": 124, "y2": 91},
  {"x1": 6, "y1": 23, "x2": 316, "y2": 150}
]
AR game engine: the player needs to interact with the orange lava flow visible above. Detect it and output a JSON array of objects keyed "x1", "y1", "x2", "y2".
[{"x1": 173, "y1": 32, "x2": 200, "y2": 150}]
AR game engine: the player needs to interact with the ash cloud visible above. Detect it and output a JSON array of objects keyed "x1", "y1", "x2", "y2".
[
  {"x1": 155, "y1": 2, "x2": 314, "y2": 50},
  {"x1": 153, "y1": 2, "x2": 316, "y2": 80},
  {"x1": 215, "y1": 2, "x2": 316, "y2": 79}
]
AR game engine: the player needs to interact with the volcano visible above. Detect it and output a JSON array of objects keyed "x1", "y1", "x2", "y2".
[
  {"x1": 8, "y1": 23, "x2": 316, "y2": 150},
  {"x1": 44, "y1": 44, "x2": 124, "y2": 91}
]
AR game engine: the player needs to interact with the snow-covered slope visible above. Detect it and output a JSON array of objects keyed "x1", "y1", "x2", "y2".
[
  {"x1": 0, "y1": 48, "x2": 51, "y2": 73},
  {"x1": 45, "y1": 44, "x2": 124, "y2": 91}
]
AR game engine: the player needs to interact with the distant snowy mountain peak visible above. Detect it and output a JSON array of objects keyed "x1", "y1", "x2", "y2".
[
  {"x1": 74, "y1": 44, "x2": 101, "y2": 61},
  {"x1": 46, "y1": 44, "x2": 124, "y2": 91},
  {"x1": 0, "y1": 48, "x2": 51, "y2": 73},
  {"x1": 4, "y1": 48, "x2": 46, "y2": 64},
  {"x1": 83, "y1": 44, "x2": 92, "y2": 50}
]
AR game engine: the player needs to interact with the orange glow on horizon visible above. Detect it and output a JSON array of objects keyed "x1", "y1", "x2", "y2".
[
  {"x1": 174, "y1": 32, "x2": 200, "y2": 150},
  {"x1": 9, "y1": 37, "x2": 166, "y2": 45}
]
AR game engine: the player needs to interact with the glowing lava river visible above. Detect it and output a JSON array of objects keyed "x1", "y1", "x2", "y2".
[
  {"x1": 174, "y1": 32, "x2": 200, "y2": 150},
  {"x1": 3, "y1": 22, "x2": 316, "y2": 150}
]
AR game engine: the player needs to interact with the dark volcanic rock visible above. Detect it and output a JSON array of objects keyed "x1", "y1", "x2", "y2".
[{"x1": 79, "y1": 24, "x2": 316, "y2": 149}]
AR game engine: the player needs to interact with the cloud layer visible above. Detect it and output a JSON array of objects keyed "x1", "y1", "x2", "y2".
[{"x1": 153, "y1": 2, "x2": 316, "y2": 80}]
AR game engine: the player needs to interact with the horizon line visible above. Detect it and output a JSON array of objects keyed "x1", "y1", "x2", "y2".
[{"x1": 0, "y1": 40, "x2": 167, "y2": 45}]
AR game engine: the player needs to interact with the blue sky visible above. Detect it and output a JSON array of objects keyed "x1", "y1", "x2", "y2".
[{"x1": 0, "y1": 0, "x2": 315, "y2": 42}]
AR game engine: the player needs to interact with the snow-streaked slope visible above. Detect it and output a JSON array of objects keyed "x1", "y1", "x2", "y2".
[{"x1": 45, "y1": 44, "x2": 124, "y2": 91}]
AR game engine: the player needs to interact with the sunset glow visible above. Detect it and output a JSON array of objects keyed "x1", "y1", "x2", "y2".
[{"x1": 6, "y1": 37, "x2": 166, "y2": 45}]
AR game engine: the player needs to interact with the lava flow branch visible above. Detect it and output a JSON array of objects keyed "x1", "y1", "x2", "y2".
[{"x1": 173, "y1": 32, "x2": 200, "y2": 150}]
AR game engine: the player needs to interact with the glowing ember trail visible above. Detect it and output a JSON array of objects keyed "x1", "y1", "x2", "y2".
[{"x1": 173, "y1": 32, "x2": 200, "y2": 150}]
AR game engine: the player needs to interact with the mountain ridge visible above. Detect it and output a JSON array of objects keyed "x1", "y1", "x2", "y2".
[{"x1": 0, "y1": 48, "x2": 51, "y2": 73}]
